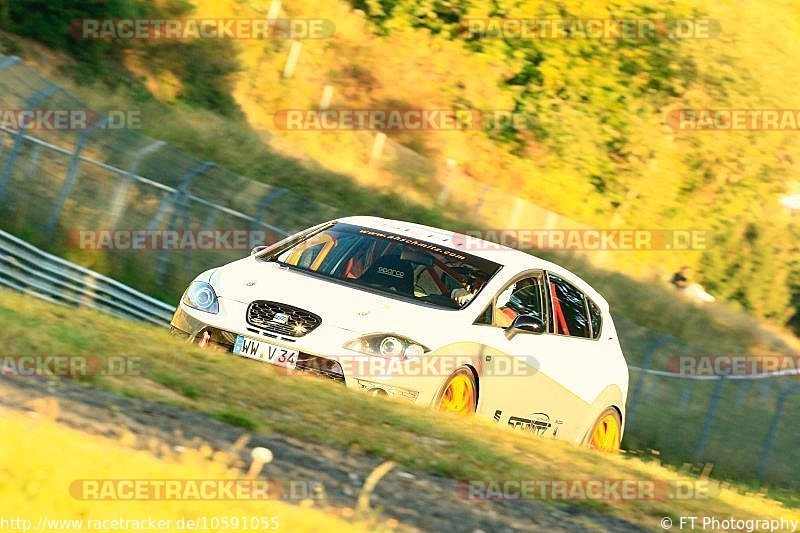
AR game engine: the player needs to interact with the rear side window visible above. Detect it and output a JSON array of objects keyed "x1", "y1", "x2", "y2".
[
  {"x1": 547, "y1": 274, "x2": 591, "y2": 338},
  {"x1": 587, "y1": 298, "x2": 602, "y2": 339}
]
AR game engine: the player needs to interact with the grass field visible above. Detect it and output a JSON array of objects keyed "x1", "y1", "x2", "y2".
[
  {"x1": 0, "y1": 409, "x2": 376, "y2": 532},
  {"x1": 2, "y1": 290, "x2": 799, "y2": 529}
]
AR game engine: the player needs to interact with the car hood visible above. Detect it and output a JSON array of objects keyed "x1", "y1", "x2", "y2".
[{"x1": 210, "y1": 257, "x2": 460, "y2": 334}]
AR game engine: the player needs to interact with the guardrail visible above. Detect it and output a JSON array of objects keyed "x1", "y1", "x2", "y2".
[{"x1": 0, "y1": 230, "x2": 174, "y2": 326}]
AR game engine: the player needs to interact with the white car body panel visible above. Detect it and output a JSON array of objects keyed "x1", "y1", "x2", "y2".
[{"x1": 172, "y1": 216, "x2": 629, "y2": 446}]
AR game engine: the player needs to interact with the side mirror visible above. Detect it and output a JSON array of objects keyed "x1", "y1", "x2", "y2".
[
  {"x1": 250, "y1": 245, "x2": 268, "y2": 256},
  {"x1": 505, "y1": 314, "x2": 545, "y2": 340}
]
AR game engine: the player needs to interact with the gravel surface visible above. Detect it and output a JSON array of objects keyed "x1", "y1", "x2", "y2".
[{"x1": 0, "y1": 376, "x2": 650, "y2": 532}]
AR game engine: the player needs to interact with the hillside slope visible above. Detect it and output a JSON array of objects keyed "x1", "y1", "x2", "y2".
[
  {"x1": 2, "y1": 0, "x2": 800, "y2": 332},
  {"x1": 2, "y1": 291, "x2": 800, "y2": 529}
]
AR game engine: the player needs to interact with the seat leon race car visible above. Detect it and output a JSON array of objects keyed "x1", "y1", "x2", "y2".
[{"x1": 171, "y1": 216, "x2": 629, "y2": 451}]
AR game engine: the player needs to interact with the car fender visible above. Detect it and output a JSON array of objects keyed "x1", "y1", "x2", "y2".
[{"x1": 572, "y1": 384, "x2": 627, "y2": 446}]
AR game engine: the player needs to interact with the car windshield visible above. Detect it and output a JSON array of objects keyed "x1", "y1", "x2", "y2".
[{"x1": 263, "y1": 222, "x2": 501, "y2": 309}]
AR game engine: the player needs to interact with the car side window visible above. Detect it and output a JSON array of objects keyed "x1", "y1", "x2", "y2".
[
  {"x1": 474, "y1": 303, "x2": 493, "y2": 325},
  {"x1": 493, "y1": 274, "x2": 547, "y2": 329},
  {"x1": 547, "y1": 274, "x2": 591, "y2": 338},
  {"x1": 587, "y1": 298, "x2": 602, "y2": 339}
]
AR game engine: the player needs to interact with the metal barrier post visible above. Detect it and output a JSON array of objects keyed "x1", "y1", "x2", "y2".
[
  {"x1": 44, "y1": 116, "x2": 108, "y2": 238},
  {"x1": 679, "y1": 380, "x2": 693, "y2": 409},
  {"x1": 757, "y1": 384, "x2": 800, "y2": 483},
  {"x1": 154, "y1": 161, "x2": 216, "y2": 284},
  {"x1": 693, "y1": 376, "x2": 726, "y2": 462},
  {"x1": 0, "y1": 84, "x2": 60, "y2": 202},
  {"x1": 253, "y1": 187, "x2": 289, "y2": 230},
  {"x1": 24, "y1": 144, "x2": 42, "y2": 179},
  {"x1": 107, "y1": 140, "x2": 166, "y2": 227}
]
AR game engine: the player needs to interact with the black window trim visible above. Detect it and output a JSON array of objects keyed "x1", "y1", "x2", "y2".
[
  {"x1": 586, "y1": 295, "x2": 603, "y2": 340},
  {"x1": 544, "y1": 271, "x2": 599, "y2": 342},
  {"x1": 472, "y1": 269, "x2": 551, "y2": 332}
]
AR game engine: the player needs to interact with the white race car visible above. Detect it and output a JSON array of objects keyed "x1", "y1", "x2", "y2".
[{"x1": 171, "y1": 216, "x2": 629, "y2": 451}]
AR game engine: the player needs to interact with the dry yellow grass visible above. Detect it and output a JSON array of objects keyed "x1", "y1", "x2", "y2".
[
  {"x1": 0, "y1": 408, "x2": 381, "y2": 532},
  {"x1": 2, "y1": 291, "x2": 800, "y2": 530}
]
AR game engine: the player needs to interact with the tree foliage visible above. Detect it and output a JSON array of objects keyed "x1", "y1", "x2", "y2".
[{"x1": 4, "y1": 0, "x2": 800, "y2": 332}]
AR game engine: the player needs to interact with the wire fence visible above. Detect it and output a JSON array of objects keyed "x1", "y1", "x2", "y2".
[
  {"x1": 616, "y1": 318, "x2": 799, "y2": 487},
  {"x1": 0, "y1": 55, "x2": 345, "y2": 299},
  {"x1": 0, "y1": 54, "x2": 798, "y2": 490}
]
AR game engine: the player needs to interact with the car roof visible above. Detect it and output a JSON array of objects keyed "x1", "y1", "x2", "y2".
[{"x1": 337, "y1": 215, "x2": 609, "y2": 310}]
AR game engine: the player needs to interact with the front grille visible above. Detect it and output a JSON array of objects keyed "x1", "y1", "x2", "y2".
[{"x1": 246, "y1": 300, "x2": 321, "y2": 337}]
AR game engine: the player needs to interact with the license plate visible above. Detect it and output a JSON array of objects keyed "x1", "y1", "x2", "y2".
[{"x1": 233, "y1": 335, "x2": 298, "y2": 369}]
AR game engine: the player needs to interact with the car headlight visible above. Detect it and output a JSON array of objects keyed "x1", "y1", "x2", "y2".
[
  {"x1": 182, "y1": 281, "x2": 219, "y2": 314},
  {"x1": 343, "y1": 334, "x2": 428, "y2": 359}
]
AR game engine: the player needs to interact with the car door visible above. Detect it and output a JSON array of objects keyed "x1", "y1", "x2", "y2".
[
  {"x1": 470, "y1": 270, "x2": 564, "y2": 436},
  {"x1": 536, "y1": 272, "x2": 611, "y2": 439},
  {"x1": 472, "y1": 270, "x2": 607, "y2": 442}
]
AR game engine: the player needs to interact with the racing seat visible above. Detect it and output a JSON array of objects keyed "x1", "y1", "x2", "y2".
[{"x1": 359, "y1": 255, "x2": 415, "y2": 296}]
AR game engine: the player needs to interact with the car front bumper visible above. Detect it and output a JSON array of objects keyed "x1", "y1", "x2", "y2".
[{"x1": 170, "y1": 301, "x2": 427, "y2": 402}]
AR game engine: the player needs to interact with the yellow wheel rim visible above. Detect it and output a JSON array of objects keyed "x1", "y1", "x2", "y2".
[
  {"x1": 590, "y1": 413, "x2": 621, "y2": 452},
  {"x1": 438, "y1": 373, "x2": 476, "y2": 415}
]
